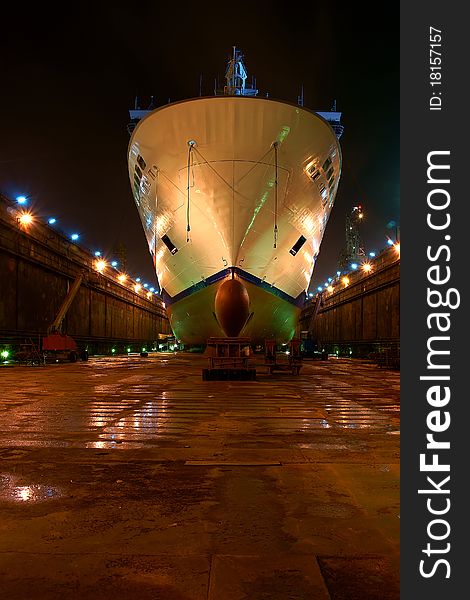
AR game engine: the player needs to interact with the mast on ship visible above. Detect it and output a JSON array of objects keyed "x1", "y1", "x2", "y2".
[{"x1": 215, "y1": 47, "x2": 258, "y2": 97}]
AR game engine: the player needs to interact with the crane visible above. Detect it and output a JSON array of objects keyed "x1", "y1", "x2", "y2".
[
  {"x1": 337, "y1": 205, "x2": 365, "y2": 271},
  {"x1": 42, "y1": 270, "x2": 88, "y2": 362}
]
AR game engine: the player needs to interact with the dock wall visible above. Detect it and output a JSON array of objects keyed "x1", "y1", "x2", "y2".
[
  {"x1": 0, "y1": 195, "x2": 171, "y2": 353},
  {"x1": 299, "y1": 247, "x2": 400, "y2": 357}
]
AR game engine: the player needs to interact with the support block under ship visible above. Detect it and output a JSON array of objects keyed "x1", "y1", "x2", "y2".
[{"x1": 127, "y1": 48, "x2": 343, "y2": 345}]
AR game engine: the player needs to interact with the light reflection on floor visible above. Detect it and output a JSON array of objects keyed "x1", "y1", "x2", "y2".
[
  {"x1": 0, "y1": 354, "x2": 399, "y2": 449},
  {"x1": 0, "y1": 474, "x2": 61, "y2": 503}
]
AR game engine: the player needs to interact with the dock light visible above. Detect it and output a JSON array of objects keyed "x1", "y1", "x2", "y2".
[
  {"x1": 134, "y1": 284, "x2": 142, "y2": 293},
  {"x1": 387, "y1": 239, "x2": 394, "y2": 246},
  {"x1": 18, "y1": 212, "x2": 34, "y2": 227},
  {"x1": 94, "y1": 251, "x2": 101, "y2": 257},
  {"x1": 48, "y1": 218, "x2": 57, "y2": 225},
  {"x1": 362, "y1": 263, "x2": 372, "y2": 273},
  {"x1": 327, "y1": 285, "x2": 334, "y2": 293},
  {"x1": 118, "y1": 274, "x2": 127, "y2": 284},
  {"x1": 127, "y1": 347, "x2": 131, "y2": 353},
  {"x1": 142, "y1": 347, "x2": 146, "y2": 352},
  {"x1": 369, "y1": 251, "x2": 376, "y2": 258},
  {"x1": 111, "y1": 348, "x2": 116, "y2": 354},
  {"x1": 16, "y1": 196, "x2": 27, "y2": 205},
  {"x1": 95, "y1": 259, "x2": 107, "y2": 273},
  {"x1": 1, "y1": 350, "x2": 9, "y2": 359},
  {"x1": 351, "y1": 263, "x2": 358, "y2": 270},
  {"x1": 71, "y1": 233, "x2": 79, "y2": 241},
  {"x1": 342, "y1": 276, "x2": 350, "y2": 286},
  {"x1": 111, "y1": 261, "x2": 118, "y2": 267}
]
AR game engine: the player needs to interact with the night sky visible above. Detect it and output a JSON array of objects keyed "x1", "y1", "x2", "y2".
[{"x1": 1, "y1": 4, "x2": 399, "y2": 291}]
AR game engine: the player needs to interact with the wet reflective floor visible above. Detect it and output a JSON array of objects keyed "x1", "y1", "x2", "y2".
[{"x1": 0, "y1": 353, "x2": 399, "y2": 599}]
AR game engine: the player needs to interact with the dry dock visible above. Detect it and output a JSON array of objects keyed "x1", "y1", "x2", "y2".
[{"x1": 0, "y1": 353, "x2": 399, "y2": 599}]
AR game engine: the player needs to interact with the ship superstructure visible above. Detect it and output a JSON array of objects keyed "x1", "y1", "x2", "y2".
[{"x1": 128, "y1": 48, "x2": 343, "y2": 344}]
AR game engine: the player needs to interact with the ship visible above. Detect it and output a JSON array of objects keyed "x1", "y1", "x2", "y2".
[{"x1": 127, "y1": 47, "x2": 343, "y2": 345}]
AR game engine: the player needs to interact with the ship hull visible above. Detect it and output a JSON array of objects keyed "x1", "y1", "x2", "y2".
[
  {"x1": 165, "y1": 271, "x2": 301, "y2": 346},
  {"x1": 128, "y1": 96, "x2": 341, "y2": 344}
]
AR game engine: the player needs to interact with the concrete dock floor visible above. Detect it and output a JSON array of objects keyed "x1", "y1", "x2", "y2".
[{"x1": 0, "y1": 353, "x2": 400, "y2": 599}]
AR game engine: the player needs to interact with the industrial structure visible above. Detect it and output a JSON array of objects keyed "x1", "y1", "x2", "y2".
[{"x1": 337, "y1": 205, "x2": 366, "y2": 271}]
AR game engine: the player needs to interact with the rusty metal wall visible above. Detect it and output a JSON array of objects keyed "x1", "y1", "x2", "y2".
[{"x1": 0, "y1": 195, "x2": 171, "y2": 350}]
